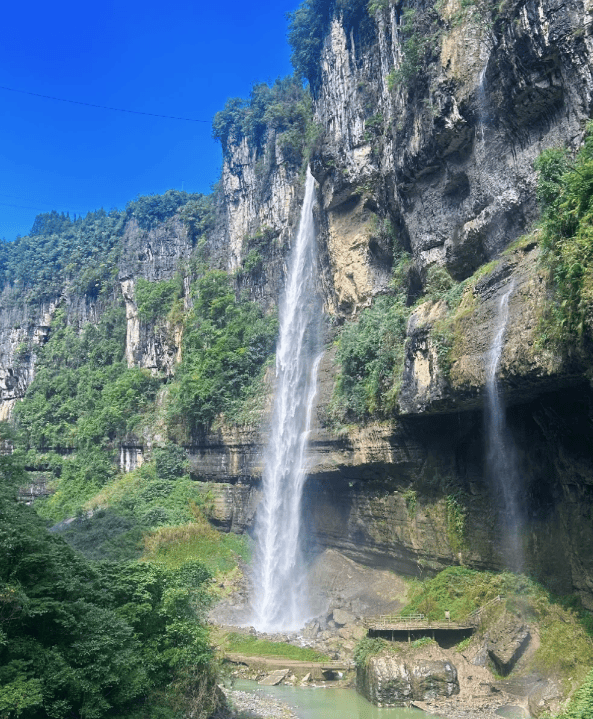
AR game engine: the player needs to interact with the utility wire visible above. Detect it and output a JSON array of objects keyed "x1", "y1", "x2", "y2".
[
  {"x1": 0, "y1": 201, "x2": 60, "y2": 211},
  {"x1": 0, "y1": 85, "x2": 211, "y2": 123}
]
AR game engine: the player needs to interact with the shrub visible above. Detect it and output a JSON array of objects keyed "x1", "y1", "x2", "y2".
[
  {"x1": 288, "y1": 0, "x2": 371, "y2": 88},
  {"x1": 555, "y1": 669, "x2": 593, "y2": 719},
  {"x1": 126, "y1": 189, "x2": 203, "y2": 230},
  {"x1": 212, "y1": 77, "x2": 312, "y2": 162},
  {"x1": 354, "y1": 637, "x2": 394, "y2": 666},
  {"x1": 334, "y1": 294, "x2": 410, "y2": 420},
  {"x1": 135, "y1": 276, "x2": 183, "y2": 323},
  {"x1": 535, "y1": 125, "x2": 593, "y2": 345},
  {"x1": 168, "y1": 270, "x2": 278, "y2": 434}
]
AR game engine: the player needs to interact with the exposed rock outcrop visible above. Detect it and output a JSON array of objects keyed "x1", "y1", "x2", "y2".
[
  {"x1": 312, "y1": 0, "x2": 593, "y2": 293},
  {"x1": 357, "y1": 649, "x2": 459, "y2": 706}
]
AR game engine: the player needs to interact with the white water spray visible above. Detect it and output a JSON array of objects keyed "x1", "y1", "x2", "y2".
[
  {"x1": 252, "y1": 169, "x2": 322, "y2": 632},
  {"x1": 484, "y1": 281, "x2": 523, "y2": 571}
]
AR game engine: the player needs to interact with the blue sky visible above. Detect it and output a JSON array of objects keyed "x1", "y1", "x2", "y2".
[{"x1": 1, "y1": 0, "x2": 298, "y2": 241}]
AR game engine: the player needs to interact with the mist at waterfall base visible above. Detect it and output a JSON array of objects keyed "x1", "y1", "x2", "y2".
[
  {"x1": 251, "y1": 169, "x2": 323, "y2": 633},
  {"x1": 484, "y1": 281, "x2": 524, "y2": 572}
]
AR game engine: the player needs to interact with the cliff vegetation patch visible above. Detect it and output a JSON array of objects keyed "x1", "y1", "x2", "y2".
[
  {"x1": 167, "y1": 269, "x2": 278, "y2": 437},
  {"x1": 212, "y1": 76, "x2": 314, "y2": 169},
  {"x1": 535, "y1": 122, "x2": 593, "y2": 353},
  {"x1": 402, "y1": 567, "x2": 593, "y2": 686}
]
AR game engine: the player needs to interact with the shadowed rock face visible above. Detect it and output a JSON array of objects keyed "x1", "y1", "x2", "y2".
[{"x1": 311, "y1": 0, "x2": 593, "y2": 296}]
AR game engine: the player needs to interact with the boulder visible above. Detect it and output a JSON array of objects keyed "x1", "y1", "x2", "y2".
[
  {"x1": 528, "y1": 679, "x2": 563, "y2": 718},
  {"x1": 358, "y1": 654, "x2": 412, "y2": 706},
  {"x1": 410, "y1": 660, "x2": 459, "y2": 701},
  {"x1": 358, "y1": 653, "x2": 460, "y2": 706},
  {"x1": 332, "y1": 608, "x2": 357, "y2": 626},
  {"x1": 488, "y1": 620, "x2": 530, "y2": 675},
  {"x1": 302, "y1": 621, "x2": 320, "y2": 639}
]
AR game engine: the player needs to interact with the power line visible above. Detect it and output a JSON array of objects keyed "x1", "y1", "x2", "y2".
[
  {"x1": 0, "y1": 201, "x2": 60, "y2": 211},
  {"x1": 0, "y1": 85, "x2": 211, "y2": 123}
]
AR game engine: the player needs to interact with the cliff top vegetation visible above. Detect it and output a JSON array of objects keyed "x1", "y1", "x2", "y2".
[{"x1": 0, "y1": 190, "x2": 208, "y2": 304}]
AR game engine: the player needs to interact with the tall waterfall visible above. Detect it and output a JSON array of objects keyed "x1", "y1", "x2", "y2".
[
  {"x1": 484, "y1": 281, "x2": 523, "y2": 571},
  {"x1": 252, "y1": 168, "x2": 322, "y2": 632}
]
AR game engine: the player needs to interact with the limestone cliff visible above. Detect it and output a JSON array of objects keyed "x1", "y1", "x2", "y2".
[
  {"x1": 312, "y1": 0, "x2": 593, "y2": 294},
  {"x1": 5, "y1": 0, "x2": 593, "y2": 611},
  {"x1": 186, "y1": 0, "x2": 593, "y2": 608}
]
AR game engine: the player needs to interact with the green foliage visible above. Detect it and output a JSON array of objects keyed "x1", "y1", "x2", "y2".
[
  {"x1": 212, "y1": 77, "x2": 312, "y2": 166},
  {"x1": 48, "y1": 455, "x2": 249, "y2": 575},
  {"x1": 411, "y1": 636, "x2": 436, "y2": 648},
  {"x1": 388, "y1": 9, "x2": 431, "y2": 90},
  {"x1": 153, "y1": 445, "x2": 188, "y2": 482},
  {"x1": 0, "y1": 209, "x2": 125, "y2": 302},
  {"x1": 58, "y1": 508, "x2": 145, "y2": 562},
  {"x1": 288, "y1": 0, "x2": 371, "y2": 87},
  {"x1": 403, "y1": 488, "x2": 418, "y2": 517},
  {"x1": 368, "y1": 0, "x2": 392, "y2": 14},
  {"x1": 288, "y1": 0, "x2": 332, "y2": 85},
  {"x1": 0, "y1": 454, "x2": 217, "y2": 719},
  {"x1": 446, "y1": 493, "x2": 467, "y2": 554},
  {"x1": 535, "y1": 126, "x2": 593, "y2": 345},
  {"x1": 404, "y1": 567, "x2": 530, "y2": 621},
  {"x1": 0, "y1": 190, "x2": 209, "y2": 306},
  {"x1": 142, "y1": 517, "x2": 251, "y2": 575},
  {"x1": 126, "y1": 190, "x2": 205, "y2": 230},
  {"x1": 553, "y1": 669, "x2": 593, "y2": 719},
  {"x1": 353, "y1": 637, "x2": 394, "y2": 667},
  {"x1": 421, "y1": 266, "x2": 471, "y2": 379},
  {"x1": 15, "y1": 306, "x2": 159, "y2": 451},
  {"x1": 241, "y1": 249, "x2": 264, "y2": 275},
  {"x1": 404, "y1": 568, "x2": 593, "y2": 684},
  {"x1": 36, "y1": 448, "x2": 119, "y2": 522},
  {"x1": 135, "y1": 277, "x2": 183, "y2": 323},
  {"x1": 237, "y1": 225, "x2": 278, "y2": 277},
  {"x1": 168, "y1": 270, "x2": 278, "y2": 434},
  {"x1": 177, "y1": 194, "x2": 214, "y2": 244},
  {"x1": 456, "y1": 636, "x2": 472, "y2": 652},
  {"x1": 424, "y1": 264, "x2": 457, "y2": 301},
  {"x1": 364, "y1": 113, "x2": 384, "y2": 143},
  {"x1": 224, "y1": 633, "x2": 330, "y2": 661},
  {"x1": 334, "y1": 295, "x2": 410, "y2": 420}
]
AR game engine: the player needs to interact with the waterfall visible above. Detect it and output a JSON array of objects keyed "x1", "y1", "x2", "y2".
[
  {"x1": 252, "y1": 168, "x2": 322, "y2": 632},
  {"x1": 484, "y1": 281, "x2": 523, "y2": 572}
]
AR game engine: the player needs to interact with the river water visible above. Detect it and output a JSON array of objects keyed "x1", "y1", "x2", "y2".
[{"x1": 233, "y1": 680, "x2": 424, "y2": 719}]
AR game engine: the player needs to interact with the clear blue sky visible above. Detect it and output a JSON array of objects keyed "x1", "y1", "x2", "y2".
[{"x1": 1, "y1": 0, "x2": 298, "y2": 241}]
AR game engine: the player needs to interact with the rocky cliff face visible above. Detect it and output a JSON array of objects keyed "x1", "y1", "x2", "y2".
[
  {"x1": 6, "y1": 0, "x2": 593, "y2": 608},
  {"x1": 216, "y1": 131, "x2": 307, "y2": 310},
  {"x1": 0, "y1": 215, "x2": 195, "y2": 422},
  {"x1": 181, "y1": 0, "x2": 593, "y2": 608},
  {"x1": 312, "y1": 0, "x2": 593, "y2": 292}
]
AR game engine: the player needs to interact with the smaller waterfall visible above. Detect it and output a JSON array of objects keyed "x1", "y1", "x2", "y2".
[
  {"x1": 251, "y1": 169, "x2": 322, "y2": 633},
  {"x1": 484, "y1": 281, "x2": 523, "y2": 572}
]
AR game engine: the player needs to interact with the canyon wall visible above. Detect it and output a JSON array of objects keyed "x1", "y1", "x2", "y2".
[
  {"x1": 192, "y1": 0, "x2": 593, "y2": 607},
  {"x1": 4, "y1": 0, "x2": 593, "y2": 605}
]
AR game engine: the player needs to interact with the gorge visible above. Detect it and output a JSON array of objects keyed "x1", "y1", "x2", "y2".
[{"x1": 2, "y1": 0, "x2": 593, "y2": 716}]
